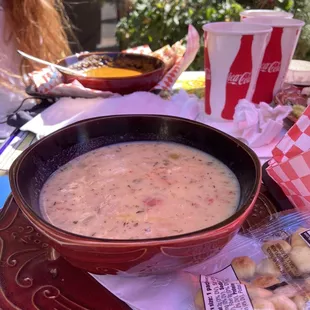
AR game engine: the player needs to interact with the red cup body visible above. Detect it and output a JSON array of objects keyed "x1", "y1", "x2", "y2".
[
  {"x1": 243, "y1": 18, "x2": 304, "y2": 104},
  {"x1": 252, "y1": 27, "x2": 283, "y2": 103},
  {"x1": 205, "y1": 35, "x2": 254, "y2": 120},
  {"x1": 203, "y1": 22, "x2": 272, "y2": 121}
]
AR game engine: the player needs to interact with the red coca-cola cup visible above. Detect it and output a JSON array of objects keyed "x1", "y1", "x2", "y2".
[
  {"x1": 203, "y1": 22, "x2": 272, "y2": 121},
  {"x1": 243, "y1": 17, "x2": 304, "y2": 104},
  {"x1": 240, "y1": 10, "x2": 293, "y2": 21}
]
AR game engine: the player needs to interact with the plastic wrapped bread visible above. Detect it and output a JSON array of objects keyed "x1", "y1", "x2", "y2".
[{"x1": 191, "y1": 211, "x2": 310, "y2": 310}]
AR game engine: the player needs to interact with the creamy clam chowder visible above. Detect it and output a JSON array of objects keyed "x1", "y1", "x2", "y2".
[{"x1": 40, "y1": 142, "x2": 240, "y2": 239}]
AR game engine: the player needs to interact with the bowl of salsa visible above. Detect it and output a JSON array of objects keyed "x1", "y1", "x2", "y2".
[{"x1": 58, "y1": 52, "x2": 165, "y2": 94}]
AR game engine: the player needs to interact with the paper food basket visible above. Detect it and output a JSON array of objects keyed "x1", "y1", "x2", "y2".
[{"x1": 267, "y1": 105, "x2": 310, "y2": 210}]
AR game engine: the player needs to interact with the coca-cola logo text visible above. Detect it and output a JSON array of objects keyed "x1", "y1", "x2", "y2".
[
  {"x1": 205, "y1": 68, "x2": 211, "y2": 80},
  {"x1": 227, "y1": 72, "x2": 251, "y2": 85},
  {"x1": 260, "y1": 61, "x2": 281, "y2": 73}
]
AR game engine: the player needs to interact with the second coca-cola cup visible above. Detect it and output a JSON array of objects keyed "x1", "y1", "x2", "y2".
[
  {"x1": 240, "y1": 10, "x2": 293, "y2": 20},
  {"x1": 243, "y1": 17, "x2": 305, "y2": 104},
  {"x1": 203, "y1": 22, "x2": 272, "y2": 121}
]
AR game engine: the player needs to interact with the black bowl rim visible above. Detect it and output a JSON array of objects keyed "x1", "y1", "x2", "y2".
[
  {"x1": 58, "y1": 52, "x2": 166, "y2": 81},
  {"x1": 10, "y1": 115, "x2": 262, "y2": 245}
]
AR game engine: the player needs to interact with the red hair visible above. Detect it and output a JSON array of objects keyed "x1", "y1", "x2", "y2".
[{"x1": 2, "y1": 0, "x2": 73, "y2": 77}]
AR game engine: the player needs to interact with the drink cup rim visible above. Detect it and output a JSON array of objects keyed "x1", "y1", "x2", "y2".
[
  {"x1": 240, "y1": 9, "x2": 293, "y2": 19},
  {"x1": 202, "y1": 22, "x2": 272, "y2": 35},
  {"x1": 243, "y1": 17, "x2": 305, "y2": 28}
]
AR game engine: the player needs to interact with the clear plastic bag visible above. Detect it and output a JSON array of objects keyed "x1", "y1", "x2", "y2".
[
  {"x1": 92, "y1": 211, "x2": 310, "y2": 310},
  {"x1": 191, "y1": 210, "x2": 310, "y2": 310}
]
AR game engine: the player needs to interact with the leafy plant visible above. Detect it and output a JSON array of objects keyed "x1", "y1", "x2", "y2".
[
  {"x1": 237, "y1": 0, "x2": 293, "y2": 10},
  {"x1": 116, "y1": 0, "x2": 308, "y2": 70},
  {"x1": 116, "y1": 0, "x2": 244, "y2": 70},
  {"x1": 293, "y1": 0, "x2": 310, "y2": 60}
]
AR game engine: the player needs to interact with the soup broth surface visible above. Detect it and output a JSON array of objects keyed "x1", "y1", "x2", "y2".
[
  {"x1": 84, "y1": 67, "x2": 142, "y2": 78},
  {"x1": 40, "y1": 142, "x2": 240, "y2": 239}
]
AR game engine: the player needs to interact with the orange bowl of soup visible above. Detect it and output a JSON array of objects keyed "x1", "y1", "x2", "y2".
[
  {"x1": 9, "y1": 115, "x2": 261, "y2": 276},
  {"x1": 58, "y1": 52, "x2": 165, "y2": 94}
]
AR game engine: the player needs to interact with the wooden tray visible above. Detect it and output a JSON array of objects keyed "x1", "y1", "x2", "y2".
[{"x1": 0, "y1": 196, "x2": 129, "y2": 310}]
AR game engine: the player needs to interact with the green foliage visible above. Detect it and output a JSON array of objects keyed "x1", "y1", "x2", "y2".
[
  {"x1": 116, "y1": 0, "x2": 308, "y2": 70},
  {"x1": 116, "y1": 0, "x2": 244, "y2": 70},
  {"x1": 293, "y1": 0, "x2": 310, "y2": 60},
  {"x1": 237, "y1": 0, "x2": 293, "y2": 10}
]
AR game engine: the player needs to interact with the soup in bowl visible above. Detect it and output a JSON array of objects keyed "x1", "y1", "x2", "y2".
[
  {"x1": 10, "y1": 115, "x2": 261, "y2": 276},
  {"x1": 58, "y1": 52, "x2": 165, "y2": 94}
]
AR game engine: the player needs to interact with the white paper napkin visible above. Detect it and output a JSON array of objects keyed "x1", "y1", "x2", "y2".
[
  {"x1": 21, "y1": 94, "x2": 290, "y2": 162},
  {"x1": 196, "y1": 99, "x2": 291, "y2": 162},
  {"x1": 90, "y1": 234, "x2": 263, "y2": 310},
  {"x1": 21, "y1": 90, "x2": 201, "y2": 139}
]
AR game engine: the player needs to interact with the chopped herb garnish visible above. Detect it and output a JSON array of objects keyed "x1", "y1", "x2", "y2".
[
  {"x1": 132, "y1": 178, "x2": 142, "y2": 184},
  {"x1": 163, "y1": 159, "x2": 170, "y2": 166},
  {"x1": 73, "y1": 220, "x2": 78, "y2": 224}
]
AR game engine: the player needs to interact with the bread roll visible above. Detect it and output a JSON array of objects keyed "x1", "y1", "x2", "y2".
[
  {"x1": 292, "y1": 295, "x2": 309, "y2": 310},
  {"x1": 262, "y1": 240, "x2": 292, "y2": 255},
  {"x1": 246, "y1": 286, "x2": 273, "y2": 299},
  {"x1": 274, "y1": 285, "x2": 298, "y2": 298},
  {"x1": 256, "y1": 258, "x2": 281, "y2": 277},
  {"x1": 252, "y1": 298, "x2": 275, "y2": 310},
  {"x1": 269, "y1": 295, "x2": 298, "y2": 310},
  {"x1": 291, "y1": 228, "x2": 308, "y2": 248},
  {"x1": 231, "y1": 256, "x2": 256, "y2": 280},
  {"x1": 252, "y1": 275, "x2": 280, "y2": 288},
  {"x1": 290, "y1": 246, "x2": 310, "y2": 274},
  {"x1": 304, "y1": 277, "x2": 310, "y2": 290}
]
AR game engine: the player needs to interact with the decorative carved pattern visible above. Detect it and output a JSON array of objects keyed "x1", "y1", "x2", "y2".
[
  {"x1": 32, "y1": 286, "x2": 90, "y2": 309},
  {"x1": 240, "y1": 184, "x2": 278, "y2": 234},
  {"x1": 0, "y1": 196, "x2": 129, "y2": 310}
]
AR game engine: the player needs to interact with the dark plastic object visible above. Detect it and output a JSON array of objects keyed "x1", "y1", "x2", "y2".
[{"x1": 262, "y1": 161, "x2": 294, "y2": 211}]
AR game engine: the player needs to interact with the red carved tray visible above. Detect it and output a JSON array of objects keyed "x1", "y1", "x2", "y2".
[
  {"x1": 0, "y1": 188, "x2": 277, "y2": 309},
  {"x1": 0, "y1": 196, "x2": 129, "y2": 310}
]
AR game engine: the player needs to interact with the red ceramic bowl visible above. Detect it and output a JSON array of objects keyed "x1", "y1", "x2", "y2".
[
  {"x1": 58, "y1": 52, "x2": 165, "y2": 94},
  {"x1": 10, "y1": 115, "x2": 261, "y2": 276}
]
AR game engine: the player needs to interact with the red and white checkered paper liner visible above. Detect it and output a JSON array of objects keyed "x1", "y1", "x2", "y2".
[
  {"x1": 29, "y1": 25, "x2": 199, "y2": 98},
  {"x1": 267, "y1": 105, "x2": 310, "y2": 210}
]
